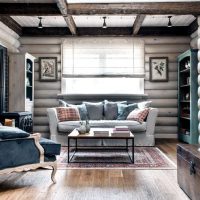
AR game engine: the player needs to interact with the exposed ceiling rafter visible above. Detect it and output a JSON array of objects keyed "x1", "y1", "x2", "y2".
[
  {"x1": 133, "y1": 14, "x2": 146, "y2": 35},
  {"x1": 0, "y1": 16, "x2": 22, "y2": 36},
  {"x1": 55, "y1": 0, "x2": 77, "y2": 35}
]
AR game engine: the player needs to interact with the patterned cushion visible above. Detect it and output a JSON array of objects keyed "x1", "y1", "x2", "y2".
[
  {"x1": 127, "y1": 108, "x2": 149, "y2": 123},
  {"x1": 56, "y1": 107, "x2": 80, "y2": 122}
]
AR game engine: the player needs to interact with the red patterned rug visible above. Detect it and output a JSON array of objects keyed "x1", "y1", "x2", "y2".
[{"x1": 57, "y1": 147, "x2": 176, "y2": 169}]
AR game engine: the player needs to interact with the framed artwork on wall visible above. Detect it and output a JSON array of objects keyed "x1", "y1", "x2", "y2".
[
  {"x1": 39, "y1": 57, "x2": 57, "y2": 81},
  {"x1": 149, "y1": 57, "x2": 168, "y2": 82}
]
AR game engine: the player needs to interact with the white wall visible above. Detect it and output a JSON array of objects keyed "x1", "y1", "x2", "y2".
[{"x1": 20, "y1": 36, "x2": 190, "y2": 139}]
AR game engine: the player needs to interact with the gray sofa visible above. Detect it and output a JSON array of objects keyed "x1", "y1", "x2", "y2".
[{"x1": 47, "y1": 104, "x2": 158, "y2": 146}]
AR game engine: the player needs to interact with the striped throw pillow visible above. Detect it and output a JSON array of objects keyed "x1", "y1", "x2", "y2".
[
  {"x1": 56, "y1": 107, "x2": 80, "y2": 122},
  {"x1": 126, "y1": 108, "x2": 149, "y2": 123}
]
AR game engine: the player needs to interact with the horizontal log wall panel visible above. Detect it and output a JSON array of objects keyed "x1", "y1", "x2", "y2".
[
  {"x1": 144, "y1": 81, "x2": 177, "y2": 90},
  {"x1": 34, "y1": 108, "x2": 49, "y2": 116},
  {"x1": 20, "y1": 37, "x2": 62, "y2": 45},
  {"x1": 145, "y1": 72, "x2": 177, "y2": 81},
  {"x1": 150, "y1": 99, "x2": 177, "y2": 108},
  {"x1": 157, "y1": 108, "x2": 178, "y2": 117},
  {"x1": 155, "y1": 126, "x2": 178, "y2": 133},
  {"x1": 145, "y1": 44, "x2": 189, "y2": 54},
  {"x1": 145, "y1": 62, "x2": 177, "y2": 72},
  {"x1": 143, "y1": 37, "x2": 190, "y2": 44},
  {"x1": 145, "y1": 54, "x2": 179, "y2": 62},
  {"x1": 34, "y1": 81, "x2": 61, "y2": 90},
  {"x1": 34, "y1": 90, "x2": 60, "y2": 99},
  {"x1": 155, "y1": 134, "x2": 177, "y2": 139},
  {"x1": 34, "y1": 117, "x2": 49, "y2": 125},
  {"x1": 156, "y1": 117, "x2": 177, "y2": 126},
  {"x1": 19, "y1": 44, "x2": 61, "y2": 54},
  {"x1": 33, "y1": 125, "x2": 49, "y2": 133},
  {"x1": 34, "y1": 72, "x2": 61, "y2": 81},
  {"x1": 34, "y1": 99, "x2": 58, "y2": 107},
  {"x1": 145, "y1": 90, "x2": 177, "y2": 99}
]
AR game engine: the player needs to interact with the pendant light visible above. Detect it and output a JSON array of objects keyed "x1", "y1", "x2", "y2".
[
  {"x1": 38, "y1": 17, "x2": 43, "y2": 29},
  {"x1": 102, "y1": 16, "x2": 107, "y2": 29},
  {"x1": 167, "y1": 16, "x2": 172, "y2": 28}
]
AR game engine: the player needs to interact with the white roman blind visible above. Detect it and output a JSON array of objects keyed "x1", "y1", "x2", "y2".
[
  {"x1": 61, "y1": 37, "x2": 144, "y2": 94},
  {"x1": 62, "y1": 37, "x2": 145, "y2": 77}
]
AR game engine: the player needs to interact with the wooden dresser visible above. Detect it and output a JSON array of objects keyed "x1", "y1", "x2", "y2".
[{"x1": 177, "y1": 144, "x2": 200, "y2": 200}]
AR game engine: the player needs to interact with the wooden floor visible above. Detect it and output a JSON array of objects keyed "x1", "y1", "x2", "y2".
[{"x1": 0, "y1": 140, "x2": 189, "y2": 200}]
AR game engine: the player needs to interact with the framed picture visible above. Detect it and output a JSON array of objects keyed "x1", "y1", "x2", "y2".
[
  {"x1": 39, "y1": 57, "x2": 57, "y2": 81},
  {"x1": 149, "y1": 57, "x2": 168, "y2": 82}
]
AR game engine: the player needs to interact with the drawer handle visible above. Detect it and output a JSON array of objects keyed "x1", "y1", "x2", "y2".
[{"x1": 189, "y1": 161, "x2": 196, "y2": 175}]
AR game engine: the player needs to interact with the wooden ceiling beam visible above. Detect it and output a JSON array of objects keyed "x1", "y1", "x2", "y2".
[
  {"x1": 1, "y1": 2, "x2": 200, "y2": 16},
  {"x1": 67, "y1": 2, "x2": 200, "y2": 15},
  {"x1": 55, "y1": 0, "x2": 77, "y2": 35},
  {"x1": 0, "y1": 16, "x2": 22, "y2": 36},
  {"x1": 22, "y1": 26, "x2": 190, "y2": 37},
  {"x1": 0, "y1": 3, "x2": 59, "y2": 16},
  {"x1": 133, "y1": 14, "x2": 146, "y2": 35}
]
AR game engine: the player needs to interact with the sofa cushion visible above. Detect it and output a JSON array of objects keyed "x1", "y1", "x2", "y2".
[
  {"x1": 104, "y1": 100, "x2": 127, "y2": 120},
  {"x1": 89, "y1": 120, "x2": 146, "y2": 132},
  {"x1": 58, "y1": 121, "x2": 81, "y2": 132},
  {"x1": 127, "y1": 108, "x2": 149, "y2": 123},
  {"x1": 56, "y1": 107, "x2": 80, "y2": 122},
  {"x1": 0, "y1": 126, "x2": 30, "y2": 139},
  {"x1": 117, "y1": 103, "x2": 138, "y2": 120},
  {"x1": 83, "y1": 101, "x2": 104, "y2": 120},
  {"x1": 39, "y1": 138, "x2": 61, "y2": 156},
  {"x1": 57, "y1": 120, "x2": 146, "y2": 133}
]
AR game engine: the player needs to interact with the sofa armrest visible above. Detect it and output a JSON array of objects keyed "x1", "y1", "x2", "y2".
[
  {"x1": 145, "y1": 108, "x2": 158, "y2": 136},
  {"x1": 47, "y1": 108, "x2": 59, "y2": 141}
]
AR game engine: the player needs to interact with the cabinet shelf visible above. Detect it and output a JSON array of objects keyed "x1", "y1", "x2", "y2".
[
  {"x1": 180, "y1": 68, "x2": 190, "y2": 73},
  {"x1": 180, "y1": 84, "x2": 190, "y2": 88},
  {"x1": 180, "y1": 100, "x2": 190, "y2": 103},
  {"x1": 181, "y1": 116, "x2": 190, "y2": 120}
]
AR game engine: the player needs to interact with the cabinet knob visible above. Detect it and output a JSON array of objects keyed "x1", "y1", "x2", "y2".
[{"x1": 189, "y1": 161, "x2": 196, "y2": 175}]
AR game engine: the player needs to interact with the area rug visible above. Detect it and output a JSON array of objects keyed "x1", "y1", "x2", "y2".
[{"x1": 57, "y1": 147, "x2": 176, "y2": 169}]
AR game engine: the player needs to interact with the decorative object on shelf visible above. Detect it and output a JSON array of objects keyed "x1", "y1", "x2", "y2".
[
  {"x1": 102, "y1": 16, "x2": 107, "y2": 29},
  {"x1": 26, "y1": 62, "x2": 31, "y2": 72},
  {"x1": 38, "y1": 17, "x2": 43, "y2": 29},
  {"x1": 185, "y1": 61, "x2": 190, "y2": 69},
  {"x1": 185, "y1": 93, "x2": 190, "y2": 100},
  {"x1": 149, "y1": 57, "x2": 168, "y2": 82},
  {"x1": 167, "y1": 16, "x2": 172, "y2": 27},
  {"x1": 187, "y1": 77, "x2": 191, "y2": 85},
  {"x1": 26, "y1": 77, "x2": 30, "y2": 86},
  {"x1": 39, "y1": 57, "x2": 57, "y2": 81}
]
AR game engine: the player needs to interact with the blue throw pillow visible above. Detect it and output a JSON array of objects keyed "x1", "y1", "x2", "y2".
[
  {"x1": 83, "y1": 101, "x2": 104, "y2": 120},
  {"x1": 104, "y1": 100, "x2": 127, "y2": 120},
  {"x1": 117, "y1": 103, "x2": 138, "y2": 120},
  {"x1": 0, "y1": 126, "x2": 30, "y2": 139}
]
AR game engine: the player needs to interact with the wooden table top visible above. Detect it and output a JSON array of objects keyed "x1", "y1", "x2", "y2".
[{"x1": 68, "y1": 128, "x2": 134, "y2": 139}]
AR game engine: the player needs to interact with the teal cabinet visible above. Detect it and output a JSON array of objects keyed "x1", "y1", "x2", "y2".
[{"x1": 178, "y1": 49, "x2": 198, "y2": 144}]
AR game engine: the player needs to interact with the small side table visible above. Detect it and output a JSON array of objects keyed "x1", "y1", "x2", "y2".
[{"x1": 0, "y1": 111, "x2": 33, "y2": 133}]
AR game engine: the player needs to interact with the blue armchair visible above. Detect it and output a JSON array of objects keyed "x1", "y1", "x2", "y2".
[{"x1": 0, "y1": 127, "x2": 61, "y2": 183}]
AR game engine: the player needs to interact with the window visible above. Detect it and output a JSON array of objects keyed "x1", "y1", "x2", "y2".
[{"x1": 62, "y1": 37, "x2": 145, "y2": 94}]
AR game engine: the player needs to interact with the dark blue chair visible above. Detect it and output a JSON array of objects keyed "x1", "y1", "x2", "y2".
[{"x1": 0, "y1": 131, "x2": 61, "y2": 183}]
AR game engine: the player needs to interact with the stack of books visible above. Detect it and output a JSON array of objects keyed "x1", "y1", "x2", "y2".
[
  {"x1": 93, "y1": 129, "x2": 109, "y2": 136},
  {"x1": 112, "y1": 126, "x2": 130, "y2": 137}
]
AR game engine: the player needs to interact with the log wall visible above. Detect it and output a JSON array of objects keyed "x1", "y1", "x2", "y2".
[{"x1": 20, "y1": 36, "x2": 190, "y2": 139}]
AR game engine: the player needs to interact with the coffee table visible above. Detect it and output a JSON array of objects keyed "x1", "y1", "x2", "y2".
[{"x1": 67, "y1": 128, "x2": 134, "y2": 164}]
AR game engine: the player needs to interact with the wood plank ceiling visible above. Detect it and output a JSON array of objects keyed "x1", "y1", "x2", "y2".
[{"x1": 0, "y1": 1, "x2": 199, "y2": 37}]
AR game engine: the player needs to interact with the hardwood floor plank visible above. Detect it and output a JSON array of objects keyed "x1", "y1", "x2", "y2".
[{"x1": 0, "y1": 140, "x2": 189, "y2": 200}]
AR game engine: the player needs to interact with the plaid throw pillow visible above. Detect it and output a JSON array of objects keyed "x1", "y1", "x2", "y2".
[
  {"x1": 56, "y1": 107, "x2": 80, "y2": 122},
  {"x1": 126, "y1": 108, "x2": 149, "y2": 123}
]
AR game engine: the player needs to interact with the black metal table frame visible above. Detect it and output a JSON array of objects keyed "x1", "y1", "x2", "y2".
[{"x1": 68, "y1": 137, "x2": 134, "y2": 164}]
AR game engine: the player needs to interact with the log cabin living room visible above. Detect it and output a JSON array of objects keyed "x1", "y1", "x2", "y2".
[{"x1": 0, "y1": 0, "x2": 200, "y2": 199}]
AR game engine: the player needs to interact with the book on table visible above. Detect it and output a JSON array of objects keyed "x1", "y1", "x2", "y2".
[
  {"x1": 112, "y1": 126, "x2": 130, "y2": 137},
  {"x1": 93, "y1": 129, "x2": 109, "y2": 136}
]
